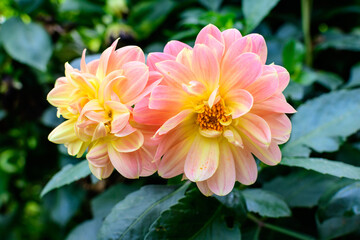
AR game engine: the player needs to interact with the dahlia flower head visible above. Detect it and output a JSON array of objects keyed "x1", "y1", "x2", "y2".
[
  {"x1": 47, "y1": 40, "x2": 162, "y2": 180},
  {"x1": 135, "y1": 24, "x2": 295, "y2": 196}
]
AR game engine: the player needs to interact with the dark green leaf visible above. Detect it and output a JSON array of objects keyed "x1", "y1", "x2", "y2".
[
  {"x1": 43, "y1": 185, "x2": 85, "y2": 226},
  {"x1": 128, "y1": 0, "x2": 176, "y2": 40},
  {"x1": 242, "y1": 189, "x2": 291, "y2": 218},
  {"x1": 145, "y1": 189, "x2": 240, "y2": 240},
  {"x1": 346, "y1": 63, "x2": 360, "y2": 88},
  {"x1": 91, "y1": 183, "x2": 140, "y2": 219},
  {"x1": 313, "y1": 71, "x2": 343, "y2": 90},
  {"x1": 66, "y1": 219, "x2": 102, "y2": 240},
  {"x1": 317, "y1": 215, "x2": 360, "y2": 240},
  {"x1": 0, "y1": 17, "x2": 53, "y2": 71},
  {"x1": 283, "y1": 89, "x2": 360, "y2": 157},
  {"x1": 41, "y1": 107, "x2": 64, "y2": 128},
  {"x1": 316, "y1": 32, "x2": 360, "y2": 52},
  {"x1": 263, "y1": 170, "x2": 338, "y2": 207},
  {"x1": 242, "y1": 0, "x2": 280, "y2": 33},
  {"x1": 14, "y1": 0, "x2": 43, "y2": 13},
  {"x1": 281, "y1": 157, "x2": 360, "y2": 180},
  {"x1": 98, "y1": 182, "x2": 190, "y2": 240},
  {"x1": 282, "y1": 40, "x2": 305, "y2": 74},
  {"x1": 41, "y1": 160, "x2": 90, "y2": 197},
  {"x1": 60, "y1": 0, "x2": 104, "y2": 14},
  {"x1": 198, "y1": 0, "x2": 223, "y2": 11},
  {"x1": 215, "y1": 189, "x2": 247, "y2": 218}
]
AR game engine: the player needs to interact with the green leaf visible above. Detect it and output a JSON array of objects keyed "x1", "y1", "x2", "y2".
[
  {"x1": 98, "y1": 182, "x2": 190, "y2": 240},
  {"x1": 91, "y1": 183, "x2": 140, "y2": 219},
  {"x1": 280, "y1": 157, "x2": 360, "y2": 180},
  {"x1": 215, "y1": 189, "x2": 247, "y2": 218},
  {"x1": 242, "y1": 0, "x2": 280, "y2": 33},
  {"x1": 60, "y1": 0, "x2": 104, "y2": 14},
  {"x1": 41, "y1": 160, "x2": 90, "y2": 197},
  {"x1": 43, "y1": 185, "x2": 85, "y2": 226},
  {"x1": 145, "y1": 189, "x2": 240, "y2": 240},
  {"x1": 283, "y1": 89, "x2": 360, "y2": 157},
  {"x1": 282, "y1": 40, "x2": 305, "y2": 74},
  {"x1": 346, "y1": 63, "x2": 360, "y2": 88},
  {"x1": 14, "y1": 0, "x2": 43, "y2": 13},
  {"x1": 263, "y1": 170, "x2": 338, "y2": 208},
  {"x1": 316, "y1": 32, "x2": 360, "y2": 52},
  {"x1": 0, "y1": 17, "x2": 52, "y2": 71},
  {"x1": 198, "y1": 0, "x2": 223, "y2": 11},
  {"x1": 317, "y1": 215, "x2": 360, "y2": 240},
  {"x1": 313, "y1": 71, "x2": 343, "y2": 90},
  {"x1": 66, "y1": 219, "x2": 102, "y2": 240},
  {"x1": 128, "y1": 0, "x2": 176, "y2": 40},
  {"x1": 242, "y1": 189, "x2": 291, "y2": 218}
]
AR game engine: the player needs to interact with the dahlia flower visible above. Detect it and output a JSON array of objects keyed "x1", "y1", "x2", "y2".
[
  {"x1": 47, "y1": 40, "x2": 161, "y2": 179},
  {"x1": 134, "y1": 24, "x2": 295, "y2": 196}
]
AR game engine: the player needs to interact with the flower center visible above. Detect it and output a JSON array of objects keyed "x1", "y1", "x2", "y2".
[{"x1": 196, "y1": 101, "x2": 231, "y2": 131}]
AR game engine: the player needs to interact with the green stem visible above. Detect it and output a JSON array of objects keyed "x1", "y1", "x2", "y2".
[
  {"x1": 301, "y1": 0, "x2": 313, "y2": 66},
  {"x1": 247, "y1": 214, "x2": 315, "y2": 240}
]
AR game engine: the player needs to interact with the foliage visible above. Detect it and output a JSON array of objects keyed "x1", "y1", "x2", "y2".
[{"x1": 1, "y1": 0, "x2": 360, "y2": 239}]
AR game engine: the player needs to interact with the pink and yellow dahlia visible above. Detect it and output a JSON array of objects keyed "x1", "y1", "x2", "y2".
[
  {"x1": 134, "y1": 24, "x2": 295, "y2": 196},
  {"x1": 47, "y1": 40, "x2": 162, "y2": 179}
]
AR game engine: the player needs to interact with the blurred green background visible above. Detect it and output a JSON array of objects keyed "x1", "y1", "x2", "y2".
[{"x1": 0, "y1": 0, "x2": 360, "y2": 239}]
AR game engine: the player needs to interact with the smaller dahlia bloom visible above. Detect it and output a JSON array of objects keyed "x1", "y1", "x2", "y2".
[
  {"x1": 47, "y1": 40, "x2": 162, "y2": 179},
  {"x1": 134, "y1": 24, "x2": 295, "y2": 196}
]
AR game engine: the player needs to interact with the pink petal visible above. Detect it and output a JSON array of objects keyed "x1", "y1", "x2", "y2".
[
  {"x1": 164, "y1": 40, "x2": 192, "y2": 57},
  {"x1": 196, "y1": 181, "x2": 213, "y2": 196},
  {"x1": 236, "y1": 113, "x2": 271, "y2": 148},
  {"x1": 47, "y1": 83, "x2": 73, "y2": 107},
  {"x1": 149, "y1": 85, "x2": 185, "y2": 110},
  {"x1": 273, "y1": 65, "x2": 290, "y2": 92},
  {"x1": 176, "y1": 48, "x2": 193, "y2": 70},
  {"x1": 133, "y1": 97, "x2": 176, "y2": 125},
  {"x1": 224, "y1": 89, "x2": 253, "y2": 118},
  {"x1": 195, "y1": 24, "x2": 224, "y2": 47},
  {"x1": 158, "y1": 138, "x2": 194, "y2": 178},
  {"x1": 111, "y1": 130, "x2": 144, "y2": 153},
  {"x1": 199, "y1": 34, "x2": 225, "y2": 63},
  {"x1": 223, "y1": 127, "x2": 243, "y2": 147},
  {"x1": 244, "y1": 138, "x2": 282, "y2": 166},
  {"x1": 246, "y1": 34, "x2": 268, "y2": 64},
  {"x1": 147, "y1": 52, "x2": 175, "y2": 71},
  {"x1": 261, "y1": 113, "x2": 292, "y2": 144},
  {"x1": 80, "y1": 49, "x2": 88, "y2": 73},
  {"x1": 89, "y1": 162, "x2": 114, "y2": 180},
  {"x1": 222, "y1": 28, "x2": 242, "y2": 52},
  {"x1": 114, "y1": 123, "x2": 137, "y2": 137},
  {"x1": 252, "y1": 94, "x2": 296, "y2": 114},
  {"x1": 207, "y1": 142, "x2": 236, "y2": 196},
  {"x1": 87, "y1": 59, "x2": 100, "y2": 75},
  {"x1": 96, "y1": 39, "x2": 118, "y2": 79},
  {"x1": 105, "y1": 101, "x2": 130, "y2": 134},
  {"x1": 87, "y1": 141, "x2": 110, "y2": 167},
  {"x1": 108, "y1": 145, "x2": 141, "y2": 178},
  {"x1": 155, "y1": 109, "x2": 194, "y2": 136},
  {"x1": 108, "y1": 46, "x2": 145, "y2": 72},
  {"x1": 192, "y1": 44, "x2": 220, "y2": 90},
  {"x1": 220, "y1": 53, "x2": 262, "y2": 94},
  {"x1": 182, "y1": 81, "x2": 206, "y2": 96},
  {"x1": 245, "y1": 65, "x2": 279, "y2": 102},
  {"x1": 99, "y1": 70, "x2": 125, "y2": 103},
  {"x1": 92, "y1": 122, "x2": 107, "y2": 141},
  {"x1": 155, "y1": 60, "x2": 196, "y2": 87},
  {"x1": 184, "y1": 133, "x2": 220, "y2": 181},
  {"x1": 120, "y1": 61, "x2": 149, "y2": 104},
  {"x1": 139, "y1": 145, "x2": 157, "y2": 177},
  {"x1": 48, "y1": 119, "x2": 78, "y2": 144},
  {"x1": 230, "y1": 145, "x2": 258, "y2": 185},
  {"x1": 129, "y1": 71, "x2": 163, "y2": 106}
]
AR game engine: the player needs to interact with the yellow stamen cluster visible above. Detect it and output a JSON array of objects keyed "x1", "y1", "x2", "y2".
[{"x1": 196, "y1": 102, "x2": 231, "y2": 131}]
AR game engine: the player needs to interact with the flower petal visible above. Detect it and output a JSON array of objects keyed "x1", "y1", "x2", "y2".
[
  {"x1": 89, "y1": 162, "x2": 114, "y2": 180},
  {"x1": 236, "y1": 113, "x2": 271, "y2": 148},
  {"x1": 87, "y1": 140, "x2": 110, "y2": 167},
  {"x1": 207, "y1": 141, "x2": 236, "y2": 196},
  {"x1": 164, "y1": 40, "x2": 192, "y2": 57},
  {"x1": 184, "y1": 133, "x2": 220, "y2": 181},
  {"x1": 147, "y1": 52, "x2": 175, "y2": 71},
  {"x1": 262, "y1": 113, "x2": 292, "y2": 144},
  {"x1": 192, "y1": 44, "x2": 220, "y2": 90},
  {"x1": 155, "y1": 60, "x2": 196, "y2": 87},
  {"x1": 243, "y1": 136, "x2": 282, "y2": 165},
  {"x1": 138, "y1": 145, "x2": 157, "y2": 177},
  {"x1": 155, "y1": 109, "x2": 194, "y2": 136},
  {"x1": 223, "y1": 126, "x2": 243, "y2": 147},
  {"x1": 252, "y1": 94, "x2": 296, "y2": 114},
  {"x1": 149, "y1": 85, "x2": 186, "y2": 110},
  {"x1": 225, "y1": 89, "x2": 253, "y2": 118},
  {"x1": 108, "y1": 145, "x2": 141, "y2": 178},
  {"x1": 96, "y1": 39, "x2": 118, "y2": 79},
  {"x1": 222, "y1": 28, "x2": 242, "y2": 52},
  {"x1": 196, "y1": 181, "x2": 213, "y2": 196},
  {"x1": 273, "y1": 65, "x2": 290, "y2": 92},
  {"x1": 111, "y1": 130, "x2": 144, "y2": 153},
  {"x1": 220, "y1": 53, "x2": 262, "y2": 94},
  {"x1": 108, "y1": 46, "x2": 145, "y2": 72},
  {"x1": 245, "y1": 65, "x2": 279, "y2": 102},
  {"x1": 230, "y1": 145, "x2": 258, "y2": 185},
  {"x1": 48, "y1": 119, "x2": 78, "y2": 144}
]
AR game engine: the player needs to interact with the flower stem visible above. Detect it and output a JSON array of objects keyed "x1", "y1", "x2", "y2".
[
  {"x1": 247, "y1": 213, "x2": 315, "y2": 240},
  {"x1": 301, "y1": 0, "x2": 313, "y2": 66}
]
